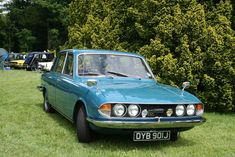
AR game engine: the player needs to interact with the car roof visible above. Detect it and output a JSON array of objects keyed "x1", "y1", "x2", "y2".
[
  {"x1": 28, "y1": 52, "x2": 52, "y2": 55},
  {"x1": 61, "y1": 49, "x2": 144, "y2": 58}
]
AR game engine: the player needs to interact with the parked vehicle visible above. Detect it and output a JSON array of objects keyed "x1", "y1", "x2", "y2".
[
  {"x1": 24, "y1": 52, "x2": 54, "y2": 71},
  {"x1": 0, "y1": 48, "x2": 8, "y2": 61},
  {"x1": 7, "y1": 53, "x2": 25, "y2": 69},
  {"x1": 0, "y1": 48, "x2": 8, "y2": 70},
  {"x1": 39, "y1": 49, "x2": 206, "y2": 143}
]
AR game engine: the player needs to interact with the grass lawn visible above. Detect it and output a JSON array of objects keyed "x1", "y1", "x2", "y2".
[{"x1": 0, "y1": 70, "x2": 234, "y2": 157}]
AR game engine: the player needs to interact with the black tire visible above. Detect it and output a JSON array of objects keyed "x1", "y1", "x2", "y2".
[
  {"x1": 170, "y1": 131, "x2": 180, "y2": 141},
  {"x1": 43, "y1": 91, "x2": 54, "y2": 113},
  {"x1": 76, "y1": 106, "x2": 93, "y2": 143}
]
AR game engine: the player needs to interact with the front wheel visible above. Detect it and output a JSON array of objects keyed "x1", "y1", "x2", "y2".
[
  {"x1": 76, "y1": 106, "x2": 93, "y2": 143},
  {"x1": 43, "y1": 92, "x2": 54, "y2": 113}
]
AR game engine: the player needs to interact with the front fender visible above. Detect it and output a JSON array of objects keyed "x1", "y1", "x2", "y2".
[{"x1": 81, "y1": 88, "x2": 107, "y2": 119}]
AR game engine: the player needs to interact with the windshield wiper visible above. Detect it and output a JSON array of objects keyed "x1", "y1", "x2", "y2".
[{"x1": 107, "y1": 71, "x2": 129, "y2": 77}]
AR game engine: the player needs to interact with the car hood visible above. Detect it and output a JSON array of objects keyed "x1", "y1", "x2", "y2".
[
  {"x1": 10, "y1": 60, "x2": 25, "y2": 63},
  {"x1": 93, "y1": 80, "x2": 200, "y2": 104}
]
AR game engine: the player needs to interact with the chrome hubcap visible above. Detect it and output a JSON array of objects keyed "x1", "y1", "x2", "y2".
[{"x1": 44, "y1": 96, "x2": 48, "y2": 110}]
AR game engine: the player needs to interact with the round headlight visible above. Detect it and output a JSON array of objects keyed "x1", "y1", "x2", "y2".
[
  {"x1": 175, "y1": 105, "x2": 185, "y2": 116},
  {"x1": 113, "y1": 104, "x2": 126, "y2": 117},
  {"x1": 128, "y1": 105, "x2": 140, "y2": 117},
  {"x1": 186, "y1": 104, "x2": 195, "y2": 116}
]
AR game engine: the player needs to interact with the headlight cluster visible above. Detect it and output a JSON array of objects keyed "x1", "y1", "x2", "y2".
[
  {"x1": 175, "y1": 104, "x2": 204, "y2": 116},
  {"x1": 99, "y1": 103, "x2": 204, "y2": 117},
  {"x1": 112, "y1": 104, "x2": 141, "y2": 117},
  {"x1": 99, "y1": 104, "x2": 140, "y2": 117}
]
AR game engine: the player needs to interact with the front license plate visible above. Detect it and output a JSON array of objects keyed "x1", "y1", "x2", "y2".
[{"x1": 133, "y1": 130, "x2": 171, "y2": 141}]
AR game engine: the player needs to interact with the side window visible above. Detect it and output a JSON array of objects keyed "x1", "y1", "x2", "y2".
[
  {"x1": 63, "y1": 53, "x2": 73, "y2": 76},
  {"x1": 54, "y1": 53, "x2": 66, "y2": 73}
]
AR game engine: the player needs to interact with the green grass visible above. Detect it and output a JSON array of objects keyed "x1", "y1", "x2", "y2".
[{"x1": 0, "y1": 70, "x2": 235, "y2": 157}]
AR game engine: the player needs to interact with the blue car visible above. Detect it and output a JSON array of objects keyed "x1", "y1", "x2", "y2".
[{"x1": 39, "y1": 49, "x2": 205, "y2": 142}]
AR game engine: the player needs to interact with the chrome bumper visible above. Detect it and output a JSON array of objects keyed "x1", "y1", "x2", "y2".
[{"x1": 87, "y1": 117, "x2": 206, "y2": 129}]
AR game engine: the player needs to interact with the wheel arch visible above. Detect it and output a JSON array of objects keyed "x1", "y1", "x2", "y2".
[{"x1": 73, "y1": 99, "x2": 87, "y2": 123}]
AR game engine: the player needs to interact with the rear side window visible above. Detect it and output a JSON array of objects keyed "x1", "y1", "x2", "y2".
[
  {"x1": 63, "y1": 53, "x2": 73, "y2": 76},
  {"x1": 54, "y1": 53, "x2": 66, "y2": 73}
]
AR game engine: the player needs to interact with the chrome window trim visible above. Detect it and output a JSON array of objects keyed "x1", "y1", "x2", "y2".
[{"x1": 61, "y1": 52, "x2": 68, "y2": 74}]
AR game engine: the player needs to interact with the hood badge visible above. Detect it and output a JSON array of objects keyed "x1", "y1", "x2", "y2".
[{"x1": 166, "y1": 108, "x2": 173, "y2": 117}]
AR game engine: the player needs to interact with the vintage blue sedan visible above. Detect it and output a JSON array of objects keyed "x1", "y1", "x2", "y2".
[{"x1": 39, "y1": 49, "x2": 205, "y2": 142}]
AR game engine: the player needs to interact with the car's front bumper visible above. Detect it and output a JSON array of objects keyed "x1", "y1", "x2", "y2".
[{"x1": 87, "y1": 116, "x2": 206, "y2": 129}]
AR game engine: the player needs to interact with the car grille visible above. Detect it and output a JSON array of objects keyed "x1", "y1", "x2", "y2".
[
  {"x1": 10, "y1": 62, "x2": 17, "y2": 65},
  {"x1": 139, "y1": 104, "x2": 177, "y2": 117}
]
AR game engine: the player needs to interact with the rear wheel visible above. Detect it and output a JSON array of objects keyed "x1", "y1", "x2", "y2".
[
  {"x1": 76, "y1": 106, "x2": 93, "y2": 143},
  {"x1": 43, "y1": 91, "x2": 54, "y2": 113},
  {"x1": 170, "y1": 131, "x2": 180, "y2": 141}
]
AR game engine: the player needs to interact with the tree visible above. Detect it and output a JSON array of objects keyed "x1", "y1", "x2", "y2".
[
  {"x1": 16, "y1": 28, "x2": 36, "y2": 52},
  {"x1": 68, "y1": 0, "x2": 235, "y2": 112},
  {"x1": 48, "y1": 28, "x2": 59, "y2": 50},
  {"x1": 5, "y1": 0, "x2": 70, "y2": 52},
  {"x1": 0, "y1": 14, "x2": 7, "y2": 48},
  {"x1": 0, "y1": 0, "x2": 8, "y2": 49}
]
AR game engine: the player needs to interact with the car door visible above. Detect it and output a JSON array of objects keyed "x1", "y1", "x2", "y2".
[
  {"x1": 45, "y1": 52, "x2": 66, "y2": 106},
  {"x1": 55, "y1": 52, "x2": 76, "y2": 119},
  {"x1": 48, "y1": 52, "x2": 66, "y2": 110}
]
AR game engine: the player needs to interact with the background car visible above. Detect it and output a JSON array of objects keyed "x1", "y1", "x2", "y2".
[
  {"x1": 24, "y1": 52, "x2": 54, "y2": 71},
  {"x1": 0, "y1": 48, "x2": 8, "y2": 70},
  {"x1": 0, "y1": 48, "x2": 9, "y2": 61},
  {"x1": 39, "y1": 49, "x2": 205, "y2": 143},
  {"x1": 7, "y1": 53, "x2": 25, "y2": 69}
]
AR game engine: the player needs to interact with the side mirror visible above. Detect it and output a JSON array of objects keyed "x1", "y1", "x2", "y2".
[
  {"x1": 182, "y1": 81, "x2": 190, "y2": 92},
  {"x1": 87, "y1": 79, "x2": 97, "y2": 87}
]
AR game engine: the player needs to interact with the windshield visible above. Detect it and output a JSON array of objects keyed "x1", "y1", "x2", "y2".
[
  {"x1": 7, "y1": 54, "x2": 14, "y2": 61},
  {"x1": 78, "y1": 54, "x2": 152, "y2": 79},
  {"x1": 15, "y1": 54, "x2": 24, "y2": 60},
  {"x1": 24, "y1": 54, "x2": 34, "y2": 64}
]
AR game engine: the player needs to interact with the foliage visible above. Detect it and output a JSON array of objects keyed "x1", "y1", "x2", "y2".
[
  {"x1": 0, "y1": 0, "x2": 70, "y2": 52},
  {"x1": 0, "y1": 14, "x2": 7, "y2": 48},
  {"x1": 0, "y1": 71, "x2": 235, "y2": 156},
  {"x1": 68, "y1": 0, "x2": 235, "y2": 112},
  {"x1": 16, "y1": 28, "x2": 36, "y2": 52},
  {"x1": 0, "y1": 3, "x2": 9, "y2": 51}
]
